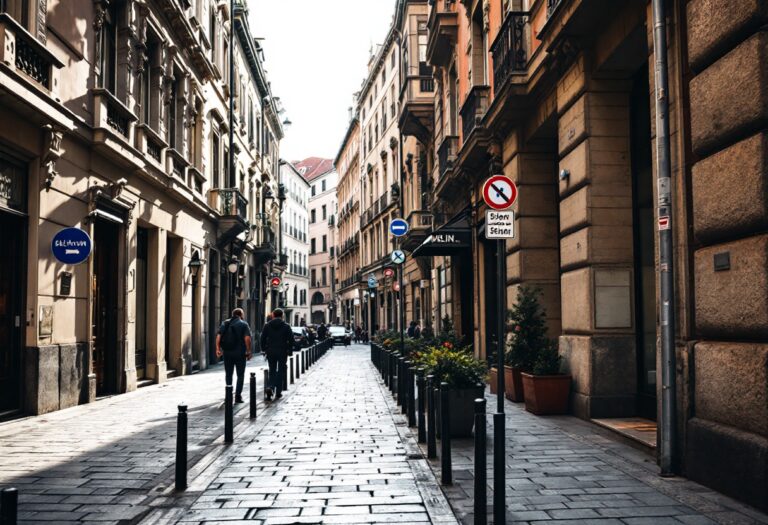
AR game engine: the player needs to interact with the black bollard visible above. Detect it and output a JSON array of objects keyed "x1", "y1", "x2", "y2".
[
  {"x1": 263, "y1": 369, "x2": 270, "y2": 401},
  {"x1": 474, "y1": 398, "x2": 487, "y2": 525},
  {"x1": 407, "y1": 365, "x2": 416, "y2": 427},
  {"x1": 224, "y1": 385, "x2": 233, "y2": 443},
  {"x1": 427, "y1": 375, "x2": 437, "y2": 459},
  {"x1": 417, "y1": 368, "x2": 426, "y2": 443},
  {"x1": 0, "y1": 487, "x2": 18, "y2": 525},
  {"x1": 399, "y1": 358, "x2": 407, "y2": 412},
  {"x1": 494, "y1": 413, "x2": 505, "y2": 524},
  {"x1": 389, "y1": 352, "x2": 396, "y2": 394},
  {"x1": 383, "y1": 350, "x2": 390, "y2": 387},
  {"x1": 290, "y1": 356, "x2": 295, "y2": 385},
  {"x1": 175, "y1": 404, "x2": 188, "y2": 491},
  {"x1": 440, "y1": 382, "x2": 452, "y2": 485},
  {"x1": 301, "y1": 349, "x2": 305, "y2": 374},
  {"x1": 282, "y1": 358, "x2": 289, "y2": 392},
  {"x1": 249, "y1": 373, "x2": 257, "y2": 419}
]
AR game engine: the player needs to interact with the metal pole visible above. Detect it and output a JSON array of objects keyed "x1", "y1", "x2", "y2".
[
  {"x1": 427, "y1": 375, "x2": 437, "y2": 459},
  {"x1": 227, "y1": 0, "x2": 236, "y2": 313},
  {"x1": 175, "y1": 404, "x2": 188, "y2": 491},
  {"x1": 224, "y1": 385, "x2": 233, "y2": 444},
  {"x1": 0, "y1": 487, "x2": 18, "y2": 525},
  {"x1": 399, "y1": 258, "x2": 405, "y2": 358},
  {"x1": 417, "y1": 368, "x2": 426, "y2": 443},
  {"x1": 474, "y1": 398, "x2": 487, "y2": 525},
  {"x1": 400, "y1": 357, "x2": 407, "y2": 414},
  {"x1": 494, "y1": 239, "x2": 506, "y2": 524},
  {"x1": 249, "y1": 373, "x2": 257, "y2": 419},
  {"x1": 289, "y1": 356, "x2": 294, "y2": 385},
  {"x1": 652, "y1": 0, "x2": 677, "y2": 477},
  {"x1": 407, "y1": 364, "x2": 416, "y2": 427},
  {"x1": 263, "y1": 369, "x2": 269, "y2": 400},
  {"x1": 440, "y1": 382, "x2": 452, "y2": 485}
]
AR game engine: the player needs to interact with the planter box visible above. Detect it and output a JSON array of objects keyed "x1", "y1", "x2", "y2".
[
  {"x1": 489, "y1": 367, "x2": 498, "y2": 395},
  {"x1": 504, "y1": 366, "x2": 525, "y2": 402},
  {"x1": 521, "y1": 373, "x2": 571, "y2": 415},
  {"x1": 436, "y1": 385, "x2": 485, "y2": 438}
]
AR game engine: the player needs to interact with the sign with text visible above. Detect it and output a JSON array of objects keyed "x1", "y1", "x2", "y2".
[
  {"x1": 51, "y1": 227, "x2": 92, "y2": 265},
  {"x1": 485, "y1": 210, "x2": 515, "y2": 239},
  {"x1": 389, "y1": 218, "x2": 409, "y2": 237}
]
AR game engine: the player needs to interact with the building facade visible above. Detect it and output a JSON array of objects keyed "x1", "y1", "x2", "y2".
[
  {"x1": 0, "y1": 0, "x2": 283, "y2": 418},
  {"x1": 296, "y1": 158, "x2": 338, "y2": 325},
  {"x1": 334, "y1": 116, "x2": 363, "y2": 329},
  {"x1": 338, "y1": 0, "x2": 768, "y2": 512},
  {"x1": 279, "y1": 160, "x2": 309, "y2": 327}
]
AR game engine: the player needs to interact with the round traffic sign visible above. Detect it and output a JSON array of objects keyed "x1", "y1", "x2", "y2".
[
  {"x1": 368, "y1": 277, "x2": 377, "y2": 288},
  {"x1": 482, "y1": 175, "x2": 518, "y2": 210},
  {"x1": 391, "y1": 250, "x2": 406, "y2": 265},
  {"x1": 51, "y1": 227, "x2": 92, "y2": 265},
  {"x1": 389, "y1": 218, "x2": 409, "y2": 237},
  {"x1": 383, "y1": 267, "x2": 395, "y2": 278},
  {"x1": 270, "y1": 276, "x2": 282, "y2": 288}
]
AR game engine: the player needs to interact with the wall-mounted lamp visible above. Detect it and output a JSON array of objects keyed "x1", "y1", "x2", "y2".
[
  {"x1": 227, "y1": 256, "x2": 239, "y2": 274},
  {"x1": 188, "y1": 251, "x2": 203, "y2": 284},
  {"x1": 559, "y1": 169, "x2": 570, "y2": 182}
]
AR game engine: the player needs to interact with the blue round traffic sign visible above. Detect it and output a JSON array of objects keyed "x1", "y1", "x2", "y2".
[
  {"x1": 52, "y1": 227, "x2": 92, "y2": 265},
  {"x1": 389, "y1": 218, "x2": 409, "y2": 237}
]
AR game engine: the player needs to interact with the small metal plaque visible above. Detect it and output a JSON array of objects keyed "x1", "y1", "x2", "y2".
[
  {"x1": 59, "y1": 272, "x2": 72, "y2": 296},
  {"x1": 714, "y1": 252, "x2": 730, "y2": 272}
]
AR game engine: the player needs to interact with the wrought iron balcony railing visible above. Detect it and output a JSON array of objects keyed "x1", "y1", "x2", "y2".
[
  {"x1": 209, "y1": 188, "x2": 247, "y2": 221},
  {"x1": 437, "y1": 135, "x2": 458, "y2": 179},
  {"x1": 490, "y1": 12, "x2": 528, "y2": 90},
  {"x1": 547, "y1": 0, "x2": 564, "y2": 18},
  {"x1": 460, "y1": 85, "x2": 490, "y2": 140}
]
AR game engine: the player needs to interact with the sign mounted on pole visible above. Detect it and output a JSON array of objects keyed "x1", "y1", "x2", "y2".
[
  {"x1": 383, "y1": 267, "x2": 395, "y2": 278},
  {"x1": 270, "y1": 276, "x2": 282, "y2": 288},
  {"x1": 52, "y1": 228, "x2": 92, "y2": 265},
  {"x1": 368, "y1": 277, "x2": 378, "y2": 288},
  {"x1": 482, "y1": 175, "x2": 517, "y2": 210},
  {"x1": 390, "y1": 250, "x2": 406, "y2": 265},
  {"x1": 389, "y1": 218, "x2": 409, "y2": 237},
  {"x1": 485, "y1": 210, "x2": 515, "y2": 239}
]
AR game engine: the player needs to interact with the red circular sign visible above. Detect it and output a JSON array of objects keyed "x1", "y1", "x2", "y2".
[
  {"x1": 383, "y1": 267, "x2": 395, "y2": 278},
  {"x1": 270, "y1": 277, "x2": 282, "y2": 288},
  {"x1": 482, "y1": 175, "x2": 518, "y2": 210}
]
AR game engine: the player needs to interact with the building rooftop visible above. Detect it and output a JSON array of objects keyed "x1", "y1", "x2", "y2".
[{"x1": 294, "y1": 157, "x2": 335, "y2": 182}]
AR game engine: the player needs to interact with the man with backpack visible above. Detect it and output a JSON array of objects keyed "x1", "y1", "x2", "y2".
[
  {"x1": 259, "y1": 308, "x2": 294, "y2": 400},
  {"x1": 215, "y1": 308, "x2": 252, "y2": 403}
]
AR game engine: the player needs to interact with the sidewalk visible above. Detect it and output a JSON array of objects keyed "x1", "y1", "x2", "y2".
[
  {"x1": 143, "y1": 345, "x2": 457, "y2": 524},
  {"x1": 424, "y1": 390, "x2": 768, "y2": 525}
]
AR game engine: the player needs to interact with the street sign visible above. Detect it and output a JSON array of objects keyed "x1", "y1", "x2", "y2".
[
  {"x1": 368, "y1": 277, "x2": 377, "y2": 288},
  {"x1": 270, "y1": 276, "x2": 282, "y2": 288},
  {"x1": 485, "y1": 210, "x2": 515, "y2": 239},
  {"x1": 51, "y1": 227, "x2": 92, "y2": 265},
  {"x1": 383, "y1": 267, "x2": 395, "y2": 278},
  {"x1": 391, "y1": 250, "x2": 406, "y2": 265},
  {"x1": 482, "y1": 175, "x2": 517, "y2": 210},
  {"x1": 389, "y1": 218, "x2": 409, "y2": 237},
  {"x1": 393, "y1": 281, "x2": 401, "y2": 292}
]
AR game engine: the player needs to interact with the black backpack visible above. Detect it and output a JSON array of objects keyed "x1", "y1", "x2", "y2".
[{"x1": 221, "y1": 319, "x2": 240, "y2": 352}]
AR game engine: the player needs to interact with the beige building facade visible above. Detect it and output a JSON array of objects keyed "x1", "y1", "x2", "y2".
[{"x1": 0, "y1": 0, "x2": 283, "y2": 417}]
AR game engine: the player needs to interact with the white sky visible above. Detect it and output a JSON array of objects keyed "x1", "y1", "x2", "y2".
[{"x1": 250, "y1": 0, "x2": 398, "y2": 163}]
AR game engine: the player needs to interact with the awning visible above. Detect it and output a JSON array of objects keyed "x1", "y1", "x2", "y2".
[{"x1": 412, "y1": 208, "x2": 473, "y2": 257}]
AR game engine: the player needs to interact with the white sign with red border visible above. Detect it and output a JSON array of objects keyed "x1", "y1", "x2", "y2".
[{"x1": 483, "y1": 175, "x2": 518, "y2": 210}]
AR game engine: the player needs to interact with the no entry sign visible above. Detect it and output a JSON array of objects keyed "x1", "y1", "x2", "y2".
[
  {"x1": 483, "y1": 175, "x2": 517, "y2": 210},
  {"x1": 270, "y1": 276, "x2": 282, "y2": 288}
]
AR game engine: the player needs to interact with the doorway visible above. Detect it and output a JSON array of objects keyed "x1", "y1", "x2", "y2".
[
  {"x1": 630, "y1": 65, "x2": 657, "y2": 420},
  {"x1": 208, "y1": 249, "x2": 219, "y2": 365},
  {"x1": 0, "y1": 211, "x2": 25, "y2": 415},
  {"x1": 92, "y1": 219, "x2": 120, "y2": 395},
  {"x1": 135, "y1": 228, "x2": 148, "y2": 380}
]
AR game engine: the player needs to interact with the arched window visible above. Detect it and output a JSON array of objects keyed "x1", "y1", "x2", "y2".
[{"x1": 311, "y1": 292, "x2": 325, "y2": 306}]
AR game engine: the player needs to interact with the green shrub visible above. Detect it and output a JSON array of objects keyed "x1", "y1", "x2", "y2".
[
  {"x1": 412, "y1": 344, "x2": 487, "y2": 388},
  {"x1": 505, "y1": 286, "x2": 549, "y2": 372},
  {"x1": 531, "y1": 340, "x2": 562, "y2": 376}
]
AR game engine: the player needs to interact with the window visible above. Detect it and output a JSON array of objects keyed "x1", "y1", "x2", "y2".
[
  {"x1": 321, "y1": 205, "x2": 326, "y2": 220},
  {"x1": 209, "y1": 8, "x2": 216, "y2": 60},
  {"x1": 311, "y1": 184, "x2": 316, "y2": 196},
  {"x1": 311, "y1": 238, "x2": 316, "y2": 254},
  {"x1": 101, "y1": 3, "x2": 118, "y2": 94},
  {"x1": 169, "y1": 76, "x2": 179, "y2": 148},
  {"x1": 212, "y1": 131, "x2": 221, "y2": 188},
  {"x1": 310, "y1": 209, "x2": 316, "y2": 223},
  {"x1": 391, "y1": 50, "x2": 396, "y2": 69},
  {"x1": 311, "y1": 268, "x2": 317, "y2": 286},
  {"x1": 322, "y1": 235, "x2": 327, "y2": 252},
  {"x1": 321, "y1": 180, "x2": 326, "y2": 192},
  {"x1": 321, "y1": 267, "x2": 327, "y2": 286}
]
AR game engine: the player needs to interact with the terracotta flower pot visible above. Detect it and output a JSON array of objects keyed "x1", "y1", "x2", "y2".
[
  {"x1": 521, "y1": 373, "x2": 571, "y2": 415},
  {"x1": 489, "y1": 367, "x2": 498, "y2": 395},
  {"x1": 504, "y1": 366, "x2": 525, "y2": 402}
]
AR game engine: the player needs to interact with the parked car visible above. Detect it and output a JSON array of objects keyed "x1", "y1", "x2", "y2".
[
  {"x1": 292, "y1": 326, "x2": 310, "y2": 348},
  {"x1": 329, "y1": 326, "x2": 351, "y2": 346}
]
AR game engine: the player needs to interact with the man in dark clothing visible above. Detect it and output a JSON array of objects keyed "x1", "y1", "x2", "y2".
[
  {"x1": 260, "y1": 308, "x2": 294, "y2": 400},
  {"x1": 216, "y1": 308, "x2": 252, "y2": 403},
  {"x1": 317, "y1": 323, "x2": 328, "y2": 340},
  {"x1": 407, "y1": 321, "x2": 417, "y2": 338}
]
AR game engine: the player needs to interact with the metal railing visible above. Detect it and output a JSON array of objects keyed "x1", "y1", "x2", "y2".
[
  {"x1": 547, "y1": 0, "x2": 563, "y2": 18},
  {"x1": 407, "y1": 210, "x2": 434, "y2": 230},
  {"x1": 437, "y1": 135, "x2": 458, "y2": 179},
  {"x1": 210, "y1": 188, "x2": 247, "y2": 221},
  {"x1": 460, "y1": 85, "x2": 490, "y2": 140},
  {"x1": 490, "y1": 12, "x2": 528, "y2": 89}
]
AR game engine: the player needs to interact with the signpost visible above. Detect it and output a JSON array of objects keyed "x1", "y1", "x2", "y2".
[
  {"x1": 390, "y1": 250, "x2": 406, "y2": 265},
  {"x1": 270, "y1": 276, "x2": 282, "y2": 288},
  {"x1": 482, "y1": 175, "x2": 518, "y2": 525},
  {"x1": 388, "y1": 221, "x2": 407, "y2": 362},
  {"x1": 51, "y1": 228, "x2": 92, "y2": 265},
  {"x1": 368, "y1": 277, "x2": 377, "y2": 288},
  {"x1": 389, "y1": 218, "x2": 409, "y2": 237}
]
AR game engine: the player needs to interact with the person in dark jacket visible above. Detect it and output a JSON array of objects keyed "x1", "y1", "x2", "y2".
[
  {"x1": 317, "y1": 323, "x2": 328, "y2": 340},
  {"x1": 259, "y1": 308, "x2": 294, "y2": 400},
  {"x1": 216, "y1": 308, "x2": 252, "y2": 403}
]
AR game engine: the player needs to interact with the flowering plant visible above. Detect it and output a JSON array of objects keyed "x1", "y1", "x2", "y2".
[{"x1": 412, "y1": 345, "x2": 486, "y2": 388}]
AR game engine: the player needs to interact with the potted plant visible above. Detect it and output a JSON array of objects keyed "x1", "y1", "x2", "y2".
[
  {"x1": 413, "y1": 342, "x2": 486, "y2": 438},
  {"x1": 504, "y1": 286, "x2": 548, "y2": 402},
  {"x1": 521, "y1": 340, "x2": 571, "y2": 415}
]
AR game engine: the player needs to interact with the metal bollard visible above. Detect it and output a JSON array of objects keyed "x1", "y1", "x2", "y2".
[
  {"x1": 290, "y1": 356, "x2": 295, "y2": 385},
  {"x1": 249, "y1": 373, "x2": 257, "y2": 419},
  {"x1": 474, "y1": 398, "x2": 487, "y2": 525},
  {"x1": 383, "y1": 350, "x2": 390, "y2": 387},
  {"x1": 417, "y1": 368, "x2": 426, "y2": 443},
  {"x1": 224, "y1": 385, "x2": 233, "y2": 443},
  {"x1": 398, "y1": 357, "x2": 405, "y2": 409},
  {"x1": 426, "y1": 375, "x2": 437, "y2": 459},
  {"x1": 401, "y1": 359, "x2": 408, "y2": 414},
  {"x1": 440, "y1": 382, "x2": 452, "y2": 485},
  {"x1": 263, "y1": 369, "x2": 270, "y2": 401},
  {"x1": 0, "y1": 487, "x2": 18, "y2": 525},
  {"x1": 494, "y1": 413, "x2": 506, "y2": 524},
  {"x1": 282, "y1": 358, "x2": 289, "y2": 392},
  {"x1": 407, "y1": 364, "x2": 416, "y2": 427},
  {"x1": 175, "y1": 404, "x2": 188, "y2": 491}
]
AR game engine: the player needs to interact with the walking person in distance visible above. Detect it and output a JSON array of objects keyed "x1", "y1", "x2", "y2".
[
  {"x1": 215, "y1": 308, "x2": 252, "y2": 403},
  {"x1": 260, "y1": 308, "x2": 294, "y2": 400}
]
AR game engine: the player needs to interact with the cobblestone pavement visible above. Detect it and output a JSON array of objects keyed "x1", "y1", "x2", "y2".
[
  {"x1": 0, "y1": 354, "x2": 275, "y2": 524},
  {"x1": 143, "y1": 344, "x2": 457, "y2": 524},
  {"x1": 425, "y1": 390, "x2": 768, "y2": 525}
]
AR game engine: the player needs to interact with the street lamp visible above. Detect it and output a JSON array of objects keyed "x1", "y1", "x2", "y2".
[
  {"x1": 188, "y1": 251, "x2": 203, "y2": 285},
  {"x1": 227, "y1": 257, "x2": 239, "y2": 274}
]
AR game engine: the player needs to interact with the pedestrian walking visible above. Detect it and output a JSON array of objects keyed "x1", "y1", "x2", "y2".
[
  {"x1": 260, "y1": 308, "x2": 294, "y2": 400},
  {"x1": 354, "y1": 325, "x2": 362, "y2": 343},
  {"x1": 216, "y1": 308, "x2": 252, "y2": 403},
  {"x1": 317, "y1": 322, "x2": 328, "y2": 340},
  {"x1": 407, "y1": 320, "x2": 417, "y2": 338},
  {"x1": 414, "y1": 323, "x2": 421, "y2": 338}
]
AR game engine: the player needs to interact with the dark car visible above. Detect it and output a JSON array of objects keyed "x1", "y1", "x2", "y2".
[
  {"x1": 291, "y1": 326, "x2": 310, "y2": 348},
  {"x1": 329, "y1": 326, "x2": 351, "y2": 346}
]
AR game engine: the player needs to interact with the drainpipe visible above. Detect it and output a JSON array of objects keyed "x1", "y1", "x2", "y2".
[
  {"x1": 651, "y1": 0, "x2": 677, "y2": 477},
  {"x1": 228, "y1": 0, "x2": 236, "y2": 314}
]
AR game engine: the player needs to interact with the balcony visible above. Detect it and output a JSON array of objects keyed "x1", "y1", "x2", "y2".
[
  {"x1": 437, "y1": 135, "x2": 458, "y2": 180},
  {"x1": 0, "y1": 14, "x2": 63, "y2": 94},
  {"x1": 253, "y1": 221, "x2": 278, "y2": 265},
  {"x1": 402, "y1": 210, "x2": 434, "y2": 251},
  {"x1": 209, "y1": 188, "x2": 248, "y2": 244},
  {"x1": 490, "y1": 12, "x2": 528, "y2": 90},
  {"x1": 460, "y1": 85, "x2": 490, "y2": 141},
  {"x1": 166, "y1": 148, "x2": 188, "y2": 182},
  {"x1": 399, "y1": 74, "x2": 435, "y2": 144},
  {"x1": 92, "y1": 88, "x2": 141, "y2": 168},
  {"x1": 547, "y1": 0, "x2": 564, "y2": 17},
  {"x1": 426, "y1": 0, "x2": 459, "y2": 68}
]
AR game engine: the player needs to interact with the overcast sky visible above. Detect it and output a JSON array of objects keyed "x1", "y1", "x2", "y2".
[{"x1": 250, "y1": 0, "x2": 397, "y2": 163}]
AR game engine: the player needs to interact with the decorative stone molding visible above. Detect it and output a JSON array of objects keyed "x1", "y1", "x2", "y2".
[
  {"x1": 483, "y1": 0, "x2": 490, "y2": 32},
  {"x1": 41, "y1": 125, "x2": 64, "y2": 191},
  {"x1": 389, "y1": 136, "x2": 398, "y2": 150}
]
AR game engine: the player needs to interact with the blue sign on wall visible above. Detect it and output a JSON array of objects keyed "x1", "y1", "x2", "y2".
[
  {"x1": 389, "y1": 218, "x2": 409, "y2": 237},
  {"x1": 52, "y1": 227, "x2": 92, "y2": 265}
]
